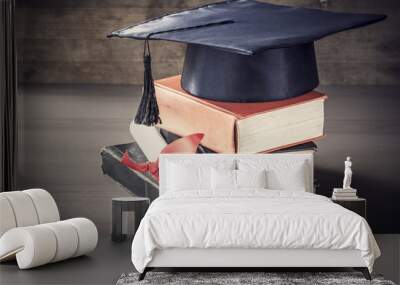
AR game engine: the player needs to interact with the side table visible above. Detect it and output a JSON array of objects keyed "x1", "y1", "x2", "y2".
[
  {"x1": 112, "y1": 197, "x2": 150, "y2": 242},
  {"x1": 331, "y1": 197, "x2": 366, "y2": 219}
]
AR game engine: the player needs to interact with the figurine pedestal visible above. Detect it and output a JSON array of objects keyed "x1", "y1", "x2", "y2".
[
  {"x1": 332, "y1": 188, "x2": 358, "y2": 201},
  {"x1": 333, "y1": 187, "x2": 357, "y2": 192}
]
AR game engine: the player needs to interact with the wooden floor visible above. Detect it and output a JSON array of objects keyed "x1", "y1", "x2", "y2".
[
  {"x1": 0, "y1": 235, "x2": 398, "y2": 284},
  {"x1": 0, "y1": 235, "x2": 133, "y2": 285}
]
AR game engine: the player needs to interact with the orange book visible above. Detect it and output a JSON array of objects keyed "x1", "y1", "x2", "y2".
[{"x1": 155, "y1": 75, "x2": 327, "y2": 153}]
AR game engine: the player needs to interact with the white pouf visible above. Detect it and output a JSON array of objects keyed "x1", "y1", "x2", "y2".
[{"x1": 0, "y1": 189, "x2": 98, "y2": 269}]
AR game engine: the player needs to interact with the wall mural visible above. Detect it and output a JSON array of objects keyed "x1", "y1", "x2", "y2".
[{"x1": 100, "y1": 1, "x2": 398, "y2": 234}]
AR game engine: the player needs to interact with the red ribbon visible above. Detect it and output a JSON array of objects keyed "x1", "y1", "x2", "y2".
[{"x1": 120, "y1": 133, "x2": 204, "y2": 181}]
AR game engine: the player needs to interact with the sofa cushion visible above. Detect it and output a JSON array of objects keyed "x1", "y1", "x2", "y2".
[{"x1": 0, "y1": 218, "x2": 97, "y2": 269}]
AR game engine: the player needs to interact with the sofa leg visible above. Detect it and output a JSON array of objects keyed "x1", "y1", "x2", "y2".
[
  {"x1": 354, "y1": 267, "x2": 371, "y2": 280},
  {"x1": 138, "y1": 268, "x2": 148, "y2": 281}
]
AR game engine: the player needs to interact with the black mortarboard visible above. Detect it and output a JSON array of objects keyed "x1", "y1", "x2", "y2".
[{"x1": 108, "y1": 0, "x2": 386, "y2": 126}]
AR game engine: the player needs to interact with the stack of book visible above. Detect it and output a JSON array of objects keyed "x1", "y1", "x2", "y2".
[
  {"x1": 101, "y1": 74, "x2": 327, "y2": 199},
  {"x1": 332, "y1": 188, "x2": 358, "y2": 200}
]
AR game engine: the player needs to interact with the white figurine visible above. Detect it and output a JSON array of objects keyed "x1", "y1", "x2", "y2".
[{"x1": 342, "y1": 156, "x2": 353, "y2": 189}]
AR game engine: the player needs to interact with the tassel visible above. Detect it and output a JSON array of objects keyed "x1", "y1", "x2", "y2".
[{"x1": 134, "y1": 39, "x2": 161, "y2": 126}]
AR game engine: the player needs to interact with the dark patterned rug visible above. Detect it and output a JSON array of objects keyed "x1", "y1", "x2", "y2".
[{"x1": 116, "y1": 272, "x2": 396, "y2": 285}]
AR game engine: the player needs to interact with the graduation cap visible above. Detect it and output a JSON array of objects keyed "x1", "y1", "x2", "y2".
[{"x1": 108, "y1": 0, "x2": 386, "y2": 126}]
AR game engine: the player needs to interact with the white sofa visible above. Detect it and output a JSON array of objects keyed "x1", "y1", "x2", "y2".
[{"x1": 0, "y1": 189, "x2": 98, "y2": 269}]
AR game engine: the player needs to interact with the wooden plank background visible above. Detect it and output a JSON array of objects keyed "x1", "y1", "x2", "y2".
[{"x1": 15, "y1": 0, "x2": 400, "y2": 85}]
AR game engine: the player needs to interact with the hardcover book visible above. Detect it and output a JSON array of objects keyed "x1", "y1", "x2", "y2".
[
  {"x1": 159, "y1": 128, "x2": 318, "y2": 155},
  {"x1": 101, "y1": 142, "x2": 159, "y2": 201},
  {"x1": 155, "y1": 75, "x2": 326, "y2": 153}
]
